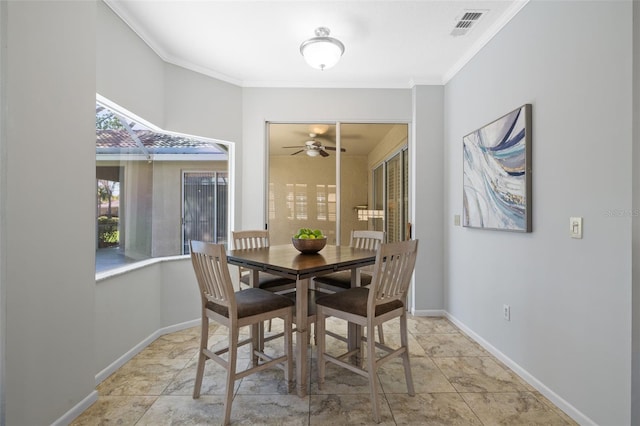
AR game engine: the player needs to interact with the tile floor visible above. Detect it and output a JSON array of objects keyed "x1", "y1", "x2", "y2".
[{"x1": 72, "y1": 315, "x2": 577, "y2": 425}]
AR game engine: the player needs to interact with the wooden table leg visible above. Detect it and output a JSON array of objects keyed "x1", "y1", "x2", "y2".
[
  {"x1": 251, "y1": 269, "x2": 260, "y2": 367},
  {"x1": 348, "y1": 268, "x2": 363, "y2": 366},
  {"x1": 295, "y1": 277, "x2": 309, "y2": 397}
]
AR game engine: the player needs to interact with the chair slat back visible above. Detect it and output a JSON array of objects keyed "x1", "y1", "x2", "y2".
[
  {"x1": 232, "y1": 230, "x2": 271, "y2": 282},
  {"x1": 232, "y1": 230, "x2": 270, "y2": 250},
  {"x1": 190, "y1": 241, "x2": 236, "y2": 312},
  {"x1": 368, "y1": 239, "x2": 418, "y2": 310},
  {"x1": 351, "y1": 230, "x2": 384, "y2": 275},
  {"x1": 350, "y1": 230, "x2": 384, "y2": 250}
]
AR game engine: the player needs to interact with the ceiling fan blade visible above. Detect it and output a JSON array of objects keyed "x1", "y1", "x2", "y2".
[
  {"x1": 319, "y1": 149, "x2": 330, "y2": 157},
  {"x1": 322, "y1": 146, "x2": 347, "y2": 152},
  {"x1": 290, "y1": 150, "x2": 304, "y2": 156},
  {"x1": 283, "y1": 145, "x2": 306, "y2": 148}
]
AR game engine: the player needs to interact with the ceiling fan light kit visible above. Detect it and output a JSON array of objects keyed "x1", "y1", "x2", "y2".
[{"x1": 300, "y1": 27, "x2": 345, "y2": 71}]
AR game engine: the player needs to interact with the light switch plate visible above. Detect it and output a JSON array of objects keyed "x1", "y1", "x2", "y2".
[
  {"x1": 454, "y1": 215, "x2": 461, "y2": 226},
  {"x1": 570, "y1": 217, "x2": 583, "y2": 239}
]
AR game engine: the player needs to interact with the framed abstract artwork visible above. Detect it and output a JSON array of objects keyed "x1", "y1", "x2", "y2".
[{"x1": 463, "y1": 104, "x2": 532, "y2": 232}]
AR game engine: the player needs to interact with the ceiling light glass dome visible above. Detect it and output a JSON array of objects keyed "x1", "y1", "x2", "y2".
[{"x1": 300, "y1": 27, "x2": 345, "y2": 71}]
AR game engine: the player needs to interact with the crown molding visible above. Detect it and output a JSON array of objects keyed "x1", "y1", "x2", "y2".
[{"x1": 442, "y1": 0, "x2": 530, "y2": 84}]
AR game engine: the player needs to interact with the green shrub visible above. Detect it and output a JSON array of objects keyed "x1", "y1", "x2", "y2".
[{"x1": 98, "y1": 216, "x2": 119, "y2": 247}]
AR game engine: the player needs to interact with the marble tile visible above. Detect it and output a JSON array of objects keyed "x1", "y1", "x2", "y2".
[
  {"x1": 76, "y1": 316, "x2": 574, "y2": 426},
  {"x1": 373, "y1": 331, "x2": 429, "y2": 358},
  {"x1": 489, "y1": 358, "x2": 535, "y2": 392},
  {"x1": 378, "y1": 357, "x2": 456, "y2": 394},
  {"x1": 135, "y1": 395, "x2": 225, "y2": 425},
  {"x1": 162, "y1": 326, "x2": 203, "y2": 341},
  {"x1": 461, "y1": 392, "x2": 575, "y2": 425},
  {"x1": 309, "y1": 394, "x2": 395, "y2": 425},
  {"x1": 163, "y1": 356, "x2": 248, "y2": 396},
  {"x1": 386, "y1": 393, "x2": 483, "y2": 425},
  {"x1": 97, "y1": 358, "x2": 189, "y2": 396},
  {"x1": 142, "y1": 394, "x2": 308, "y2": 425},
  {"x1": 309, "y1": 357, "x2": 374, "y2": 395},
  {"x1": 406, "y1": 316, "x2": 460, "y2": 335},
  {"x1": 70, "y1": 396, "x2": 157, "y2": 425},
  {"x1": 310, "y1": 331, "x2": 349, "y2": 360},
  {"x1": 231, "y1": 394, "x2": 310, "y2": 425},
  {"x1": 136, "y1": 334, "x2": 201, "y2": 360},
  {"x1": 532, "y1": 391, "x2": 579, "y2": 425},
  {"x1": 236, "y1": 365, "x2": 293, "y2": 395},
  {"x1": 417, "y1": 333, "x2": 487, "y2": 357},
  {"x1": 434, "y1": 357, "x2": 529, "y2": 393},
  {"x1": 313, "y1": 324, "x2": 426, "y2": 362}
]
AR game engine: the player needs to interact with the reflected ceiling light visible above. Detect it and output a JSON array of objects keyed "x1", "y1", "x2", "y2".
[{"x1": 300, "y1": 27, "x2": 345, "y2": 71}]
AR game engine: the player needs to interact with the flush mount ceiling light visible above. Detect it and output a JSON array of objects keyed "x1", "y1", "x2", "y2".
[{"x1": 300, "y1": 27, "x2": 345, "y2": 71}]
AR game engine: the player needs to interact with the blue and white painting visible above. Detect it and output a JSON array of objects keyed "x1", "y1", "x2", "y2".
[{"x1": 463, "y1": 104, "x2": 531, "y2": 232}]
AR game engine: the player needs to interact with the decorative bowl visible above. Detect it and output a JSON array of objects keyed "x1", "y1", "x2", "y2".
[{"x1": 291, "y1": 237, "x2": 327, "y2": 254}]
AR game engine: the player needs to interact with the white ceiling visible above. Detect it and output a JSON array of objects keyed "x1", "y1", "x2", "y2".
[{"x1": 105, "y1": 0, "x2": 528, "y2": 89}]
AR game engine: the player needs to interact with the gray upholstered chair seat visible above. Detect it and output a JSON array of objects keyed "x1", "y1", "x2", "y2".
[
  {"x1": 316, "y1": 287, "x2": 402, "y2": 317},
  {"x1": 206, "y1": 287, "x2": 294, "y2": 319}
]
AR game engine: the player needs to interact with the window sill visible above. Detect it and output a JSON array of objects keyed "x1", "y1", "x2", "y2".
[{"x1": 96, "y1": 255, "x2": 190, "y2": 283}]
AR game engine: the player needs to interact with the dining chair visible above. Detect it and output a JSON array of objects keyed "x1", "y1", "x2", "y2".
[
  {"x1": 232, "y1": 230, "x2": 297, "y2": 332},
  {"x1": 232, "y1": 230, "x2": 297, "y2": 294},
  {"x1": 316, "y1": 239, "x2": 419, "y2": 424},
  {"x1": 190, "y1": 240, "x2": 294, "y2": 426},
  {"x1": 313, "y1": 230, "x2": 384, "y2": 292},
  {"x1": 313, "y1": 230, "x2": 386, "y2": 343}
]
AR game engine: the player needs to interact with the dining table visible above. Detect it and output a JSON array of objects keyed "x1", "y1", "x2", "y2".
[{"x1": 226, "y1": 243, "x2": 377, "y2": 397}]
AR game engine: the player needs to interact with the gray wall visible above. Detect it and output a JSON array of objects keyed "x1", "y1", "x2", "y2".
[
  {"x1": 97, "y1": 0, "x2": 165, "y2": 126},
  {"x1": 444, "y1": 1, "x2": 632, "y2": 424},
  {"x1": 412, "y1": 85, "x2": 444, "y2": 312},
  {"x1": 241, "y1": 88, "x2": 413, "y2": 230},
  {"x1": 95, "y1": 259, "x2": 200, "y2": 376},
  {"x1": 632, "y1": 1, "x2": 640, "y2": 423},
  {"x1": 94, "y1": 0, "x2": 237, "y2": 389},
  {"x1": 4, "y1": 1, "x2": 97, "y2": 424}
]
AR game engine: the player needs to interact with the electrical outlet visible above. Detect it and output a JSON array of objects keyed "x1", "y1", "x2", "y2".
[{"x1": 503, "y1": 304, "x2": 511, "y2": 321}]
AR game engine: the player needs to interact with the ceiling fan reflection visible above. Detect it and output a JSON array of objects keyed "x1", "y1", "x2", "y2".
[{"x1": 283, "y1": 136, "x2": 346, "y2": 158}]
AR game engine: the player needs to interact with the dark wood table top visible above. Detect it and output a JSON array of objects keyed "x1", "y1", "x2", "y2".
[{"x1": 227, "y1": 244, "x2": 377, "y2": 280}]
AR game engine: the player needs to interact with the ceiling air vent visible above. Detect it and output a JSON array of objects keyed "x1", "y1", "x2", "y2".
[{"x1": 451, "y1": 10, "x2": 486, "y2": 37}]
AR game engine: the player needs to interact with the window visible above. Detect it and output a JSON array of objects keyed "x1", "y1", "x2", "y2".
[
  {"x1": 316, "y1": 184, "x2": 337, "y2": 221},
  {"x1": 95, "y1": 97, "x2": 230, "y2": 273},
  {"x1": 372, "y1": 147, "x2": 409, "y2": 243},
  {"x1": 182, "y1": 172, "x2": 228, "y2": 254}
]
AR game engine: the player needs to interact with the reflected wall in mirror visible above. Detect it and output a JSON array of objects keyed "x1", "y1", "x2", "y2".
[{"x1": 267, "y1": 122, "x2": 408, "y2": 246}]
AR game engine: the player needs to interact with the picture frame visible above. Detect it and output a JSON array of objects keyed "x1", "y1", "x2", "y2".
[{"x1": 462, "y1": 104, "x2": 532, "y2": 232}]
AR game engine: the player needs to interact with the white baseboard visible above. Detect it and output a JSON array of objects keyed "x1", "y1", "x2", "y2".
[
  {"x1": 55, "y1": 319, "x2": 201, "y2": 425},
  {"x1": 95, "y1": 318, "x2": 200, "y2": 385},
  {"x1": 158, "y1": 318, "x2": 201, "y2": 337},
  {"x1": 51, "y1": 390, "x2": 98, "y2": 426},
  {"x1": 445, "y1": 312, "x2": 595, "y2": 426}
]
